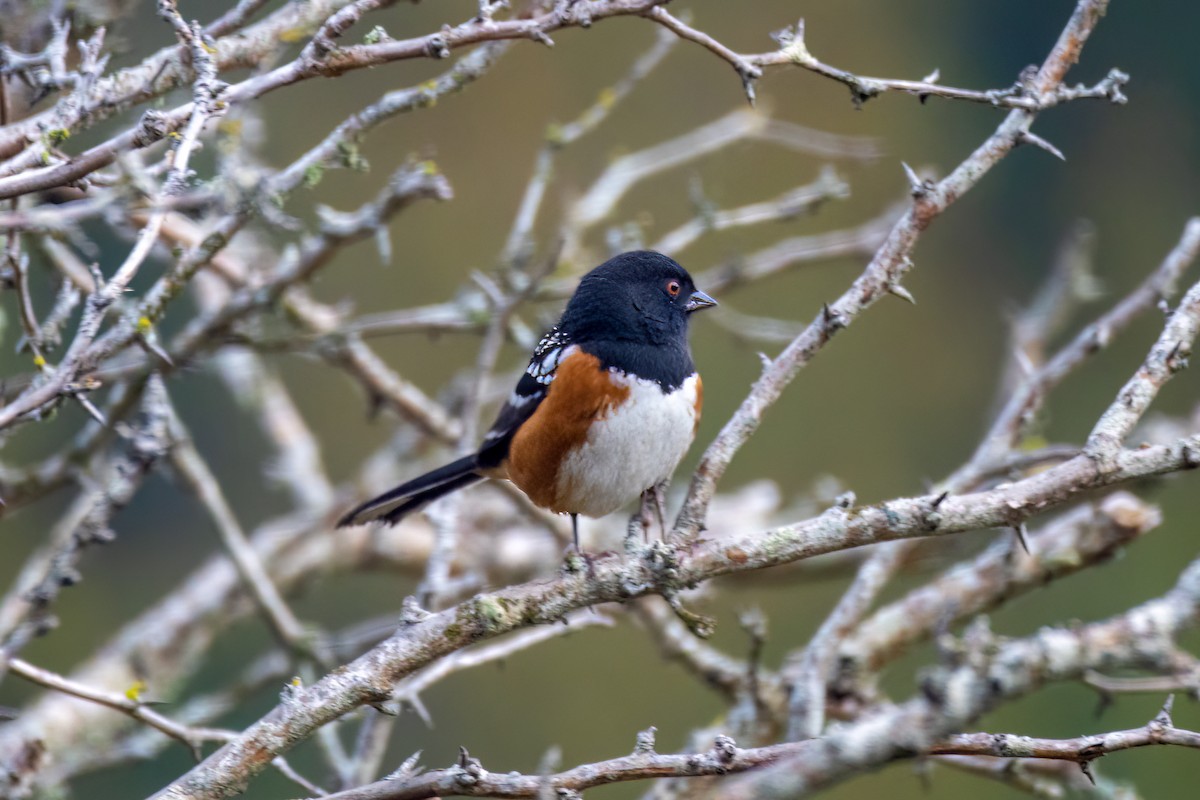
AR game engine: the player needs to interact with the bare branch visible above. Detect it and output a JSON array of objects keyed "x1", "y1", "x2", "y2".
[
  {"x1": 647, "y1": 6, "x2": 1129, "y2": 112},
  {"x1": 5, "y1": 656, "x2": 232, "y2": 759},
  {"x1": 840, "y1": 492, "x2": 1161, "y2": 675},
  {"x1": 932, "y1": 705, "x2": 1200, "y2": 763},
  {"x1": 675, "y1": 0, "x2": 1135, "y2": 535},
  {"x1": 167, "y1": 409, "x2": 321, "y2": 662}
]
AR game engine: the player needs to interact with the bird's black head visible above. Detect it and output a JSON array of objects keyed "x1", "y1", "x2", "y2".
[
  {"x1": 556, "y1": 251, "x2": 716, "y2": 390},
  {"x1": 559, "y1": 251, "x2": 716, "y2": 347}
]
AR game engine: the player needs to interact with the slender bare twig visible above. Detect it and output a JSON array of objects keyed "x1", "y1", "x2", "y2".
[
  {"x1": 1000, "y1": 220, "x2": 1099, "y2": 396},
  {"x1": 204, "y1": 0, "x2": 275, "y2": 37},
  {"x1": 784, "y1": 536, "x2": 907, "y2": 740},
  {"x1": 167, "y1": 409, "x2": 320, "y2": 661},
  {"x1": 308, "y1": 697, "x2": 1199, "y2": 800},
  {"x1": 932, "y1": 697, "x2": 1200, "y2": 762},
  {"x1": 1086, "y1": 228, "x2": 1200, "y2": 457},
  {"x1": 839, "y1": 493, "x2": 1161, "y2": 675},
  {"x1": 5, "y1": 656, "x2": 232, "y2": 759},
  {"x1": 265, "y1": 42, "x2": 507, "y2": 201},
  {"x1": 651, "y1": 167, "x2": 850, "y2": 256},
  {"x1": 6, "y1": 657, "x2": 331, "y2": 796},
  {"x1": 0, "y1": 1, "x2": 683, "y2": 200},
  {"x1": 937, "y1": 755, "x2": 1087, "y2": 797},
  {"x1": 646, "y1": 6, "x2": 1130, "y2": 111},
  {"x1": 502, "y1": 26, "x2": 677, "y2": 265},
  {"x1": 965, "y1": 217, "x2": 1200, "y2": 481},
  {"x1": 632, "y1": 597, "x2": 751, "y2": 700},
  {"x1": 0, "y1": 376, "x2": 171, "y2": 683},
  {"x1": 220, "y1": 355, "x2": 335, "y2": 512},
  {"x1": 566, "y1": 109, "x2": 878, "y2": 255},
  {"x1": 1084, "y1": 665, "x2": 1200, "y2": 699},
  {"x1": 720, "y1": 560, "x2": 1200, "y2": 798},
  {"x1": 0, "y1": 5, "x2": 227, "y2": 431},
  {"x1": 391, "y1": 609, "x2": 613, "y2": 719},
  {"x1": 674, "y1": 0, "x2": 1135, "y2": 536}
]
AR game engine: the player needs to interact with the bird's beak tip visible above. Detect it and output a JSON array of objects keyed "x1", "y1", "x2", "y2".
[{"x1": 685, "y1": 289, "x2": 717, "y2": 313}]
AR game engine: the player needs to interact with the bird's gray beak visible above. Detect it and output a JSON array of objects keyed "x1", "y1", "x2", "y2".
[{"x1": 684, "y1": 289, "x2": 718, "y2": 313}]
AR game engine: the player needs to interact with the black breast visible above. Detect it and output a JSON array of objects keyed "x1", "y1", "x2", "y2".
[{"x1": 580, "y1": 339, "x2": 695, "y2": 392}]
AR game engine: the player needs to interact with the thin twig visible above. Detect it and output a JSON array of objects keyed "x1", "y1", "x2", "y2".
[
  {"x1": 167, "y1": 409, "x2": 322, "y2": 662},
  {"x1": 6, "y1": 656, "x2": 232, "y2": 759}
]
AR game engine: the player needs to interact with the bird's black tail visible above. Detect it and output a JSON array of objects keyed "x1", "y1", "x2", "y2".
[{"x1": 337, "y1": 456, "x2": 483, "y2": 527}]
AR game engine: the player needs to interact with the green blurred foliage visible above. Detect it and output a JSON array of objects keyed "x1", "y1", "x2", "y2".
[{"x1": 2, "y1": 1, "x2": 1200, "y2": 797}]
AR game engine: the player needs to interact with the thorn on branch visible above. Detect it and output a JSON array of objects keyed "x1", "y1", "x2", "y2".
[
  {"x1": 1087, "y1": 323, "x2": 1113, "y2": 352},
  {"x1": 1154, "y1": 694, "x2": 1175, "y2": 728},
  {"x1": 537, "y1": 744, "x2": 562, "y2": 777},
  {"x1": 370, "y1": 698, "x2": 402, "y2": 717},
  {"x1": 1012, "y1": 522, "x2": 1031, "y2": 554},
  {"x1": 712, "y1": 734, "x2": 738, "y2": 764},
  {"x1": 57, "y1": 567, "x2": 82, "y2": 587},
  {"x1": 75, "y1": 395, "x2": 108, "y2": 427},
  {"x1": 634, "y1": 726, "x2": 657, "y2": 755},
  {"x1": 425, "y1": 33, "x2": 451, "y2": 59},
  {"x1": 527, "y1": 26, "x2": 554, "y2": 47},
  {"x1": 1018, "y1": 130, "x2": 1066, "y2": 161},
  {"x1": 918, "y1": 68, "x2": 940, "y2": 104},
  {"x1": 453, "y1": 745, "x2": 484, "y2": 786},
  {"x1": 87, "y1": 526, "x2": 117, "y2": 545},
  {"x1": 1181, "y1": 440, "x2": 1200, "y2": 469},
  {"x1": 400, "y1": 595, "x2": 432, "y2": 625},
  {"x1": 822, "y1": 302, "x2": 847, "y2": 332},
  {"x1": 923, "y1": 491, "x2": 949, "y2": 530},
  {"x1": 901, "y1": 162, "x2": 934, "y2": 198},
  {"x1": 1165, "y1": 340, "x2": 1191, "y2": 373},
  {"x1": 137, "y1": 331, "x2": 175, "y2": 368},
  {"x1": 386, "y1": 750, "x2": 424, "y2": 780},
  {"x1": 739, "y1": 69, "x2": 758, "y2": 107},
  {"x1": 848, "y1": 77, "x2": 884, "y2": 109},
  {"x1": 888, "y1": 283, "x2": 917, "y2": 304}
]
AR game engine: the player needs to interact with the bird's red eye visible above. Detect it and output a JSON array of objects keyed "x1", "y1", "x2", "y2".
[{"x1": 666, "y1": 280, "x2": 682, "y2": 297}]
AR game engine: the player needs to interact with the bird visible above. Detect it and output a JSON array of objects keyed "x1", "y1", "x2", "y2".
[{"x1": 337, "y1": 250, "x2": 717, "y2": 549}]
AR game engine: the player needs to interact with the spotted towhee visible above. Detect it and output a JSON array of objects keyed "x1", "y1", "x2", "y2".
[{"x1": 337, "y1": 250, "x2": 716, "y2": 546}]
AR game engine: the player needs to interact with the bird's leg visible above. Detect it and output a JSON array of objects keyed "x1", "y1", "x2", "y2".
[
  {"x1": 639, "y1": 481, "x2": 669, "y2": 541},
  {"x1": 637, "y1": 491, "x2": 653, "y2": 542},
  {"x1": 566, "y1": 512, "x2": 598, "y2": 583},
  {"x1": 653, "y1": 480, "x2": 668, "y2": 539}
]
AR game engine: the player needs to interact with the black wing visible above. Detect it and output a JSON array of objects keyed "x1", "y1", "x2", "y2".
[{"x1": 476, "y1": 326, "x2": 570, "y2": 468}]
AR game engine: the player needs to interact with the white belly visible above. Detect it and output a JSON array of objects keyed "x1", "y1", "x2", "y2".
[{"x1": 555, "y1": 373, "x2": 699, "y2": 517}]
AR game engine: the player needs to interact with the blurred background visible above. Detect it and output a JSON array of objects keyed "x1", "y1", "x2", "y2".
[{"x1": 2, "y1": 1, "x2": 1200, "y2": 797}]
